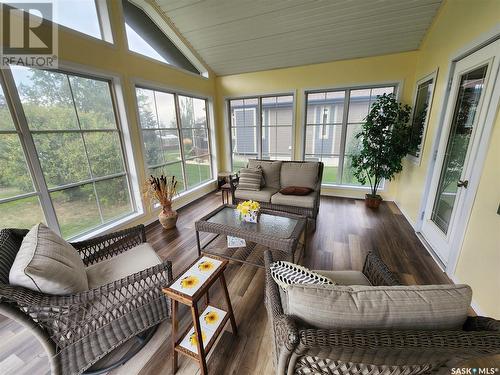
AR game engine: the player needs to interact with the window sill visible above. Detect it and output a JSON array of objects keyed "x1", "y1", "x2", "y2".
[
  {"x1": 69, "y1": 210, "x2": 144, "y2": 242},
  {"x1": 321, "y1": 183, "x2": 385, "y2": 192}
]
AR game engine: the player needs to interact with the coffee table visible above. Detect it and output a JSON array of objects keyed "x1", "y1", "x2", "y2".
[{"x1": 195, "y1": 205, "x2": 307, "y2": 267}]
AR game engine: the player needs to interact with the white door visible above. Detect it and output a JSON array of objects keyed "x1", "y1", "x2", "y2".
[{"x1": 421, "y1": 39, "x2": 500, "y2": 266}]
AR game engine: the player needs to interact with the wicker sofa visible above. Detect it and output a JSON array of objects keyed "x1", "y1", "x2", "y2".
[
  {"x1": 0, "y1": 225, "x2": 172, "y2": 375},
  {"x1": 264, "y1": 250, "x2": 500, "y2": 375},
  {"x1": 234, "y1": 160, "x2": 324, "y2": 226}
]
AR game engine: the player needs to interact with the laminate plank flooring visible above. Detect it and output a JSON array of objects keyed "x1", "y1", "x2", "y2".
[{"x1": 2, "y1": 193, "x2": 491, "y2": 375}]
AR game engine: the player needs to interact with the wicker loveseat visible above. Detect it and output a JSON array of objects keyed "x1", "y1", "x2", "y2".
[
  {"x1": 234, "y1": 160, "x2": 324, "y2": 227},
  {"x1": 264, "y1": 250, "x2": 500, "y2": 374},
  {"x1": 0, "y1": 225, "x2": 172, "y2": 375}
]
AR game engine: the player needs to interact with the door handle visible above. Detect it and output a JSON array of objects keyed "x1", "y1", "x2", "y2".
[{"x1": 457, "y1": 180, "x2": 469, "y2": 188}]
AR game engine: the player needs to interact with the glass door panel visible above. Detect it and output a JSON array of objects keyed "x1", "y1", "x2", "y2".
[{"x1": 430, "y1": 65, "x2": 487, "y2": 233}]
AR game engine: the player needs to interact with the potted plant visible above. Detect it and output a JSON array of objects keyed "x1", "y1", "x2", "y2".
[
  {"x1": 144, "y1": 175, "x2": 179, "y2": 229},
  {"x1": 350, "y1": 93, "x2": 414, "y2": 209}
]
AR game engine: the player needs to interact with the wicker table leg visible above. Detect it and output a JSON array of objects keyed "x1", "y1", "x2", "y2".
[
  {"x1": 171, "y1": 300, "x2": 178, "y2": 375},
  {"x1": 191, "y1": 304, "x2": 208, "y2": 375}
]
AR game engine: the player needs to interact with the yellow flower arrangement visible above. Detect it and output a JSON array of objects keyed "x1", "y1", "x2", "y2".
[
  {"x1": 203, "y1": 311, "x2": 219, "y2": 325},
  {"x1": 198, "y1": 261, "x2": 214, "y2": 272},
  {"x1": 236, "y1": 200, "x2": 260, "y2": 222},
  {"x1": 180, "y1": 275, "x2": 199, "y2": 289},
  {"x1": 189, "y1": 331, "x2": 206, "y2": 346}
]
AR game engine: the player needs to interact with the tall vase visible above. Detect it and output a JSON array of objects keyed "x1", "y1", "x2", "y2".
[{"x1": 158, "y1": 203, "x2": 178, "y2": 229}]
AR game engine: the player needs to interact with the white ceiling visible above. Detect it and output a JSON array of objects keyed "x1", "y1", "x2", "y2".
[{"x1": 155, "y1": 0, "x2": 442, "y2": 76}]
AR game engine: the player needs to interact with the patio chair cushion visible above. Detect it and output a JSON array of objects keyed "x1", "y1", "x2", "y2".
[
  {"x1": 280, "y1": 270, "x2": 372, "y2": 314},
  {"x1": 9, "y1": 223, "x2": 89, "y2": 295},
  {"x1": 86, "y1": 242, "x2": 162, "y2": 288},
  {"x1": 285, "y1": 284, "x2": 472, "y2": 330},
  {"x1": 271, "y1": 192, "x2": 316, "y2": 208},
  {"x1": 248, "y1": 159, "x2": 282, "y2": 189},
  {"x1": 235, "y1": 187, "x2": 278, "y2": 203},
  {"x1": 280, "y1": 162, "x2": 319, "y2": 190}
]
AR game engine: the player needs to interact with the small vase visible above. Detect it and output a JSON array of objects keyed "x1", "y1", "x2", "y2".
[
  {"x1": 241, "y1": 209, "x2": 259, "y2": 223},
  {"x1": 158, "y1": 204, "x2": 178, "y2": 229}
]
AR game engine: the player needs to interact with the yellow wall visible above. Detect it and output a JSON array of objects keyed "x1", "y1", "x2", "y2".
[
  {"x1": 215, "y1": 51, "x2": 418, "y2": 199},
  {"x1": 395, "y1": 0, "x2": 500, "y2": 317},
  {"x1": 0, "y1": 1, "x2": 219, "y2": 233}
]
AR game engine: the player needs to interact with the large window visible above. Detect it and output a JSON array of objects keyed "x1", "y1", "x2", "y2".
[
  {"x1": 3, "y1": 0, "x2": 108, "y2": 40},
  {"x1": 0, "y1": 66, "x2": 135, "y2": 239},
  {"x1": 135, "y1": 87, "x2": 212, "y2": 192},
  {"x1": 304, "y1": 85, "x2": 396, "y2": 186},
  {"x1": 229, "y1": 95, "x2": 294, "y2": 172}
]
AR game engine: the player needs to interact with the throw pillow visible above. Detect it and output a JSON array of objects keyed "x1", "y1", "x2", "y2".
[
  {"x1": 9, "y1": 223, "x2": 89, "y2": 295},
  {"x1": 237, "y1": 167, "x2": 262, "y2": 191},
  {"x1": 280, "y1": 186, "x2": 314, "y2": 196},
  {"x1": 247, "y1": 160, "x2": 282, "y2": 189},
  {"x1": 270, "y1": 261, "x2": 335, "y2": 290}
]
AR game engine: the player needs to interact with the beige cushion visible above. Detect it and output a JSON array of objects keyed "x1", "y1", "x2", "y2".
[
  {"x1": 280, "y1": 162, "x2": 319, "y2": 190},
  {"x1": 237, "y1": 167, "x2": 262, "y2": 191},
  {"x1": 9, "y1": 223, "x2": 88, "y2": 295},
  {"x1": 315, "y1": 270, "x2": 372, "y2": 286},
  {"x1": 86, "y1": 243, "x2": 162, "y2": 289},
  {"x1": 286, "y1": 284, "x2": 472, "y2": 330},
  {"x1": 248, "y1": 160, "x2": 282, "y2": 189},
  {"x1": 235, "y1": 186, "x2": 278, "y2": 203},
  {"x1": 271, "y1": 191, "x2": 316, "y2": 209}
]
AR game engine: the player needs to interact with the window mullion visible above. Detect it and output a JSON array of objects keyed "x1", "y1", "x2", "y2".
[
  {"x1": 174, "y1": 94, "x2": 188, "y2": 188},
  {"x1": 337, "y1": 89, "x2": 351, "y2": 185},
  {"x1": 1, "y1": 68, "x2": 61, "y2": 234}
]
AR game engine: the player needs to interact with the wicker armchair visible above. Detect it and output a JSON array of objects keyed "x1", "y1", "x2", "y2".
[
  {"x1": 0, "y1": 225, "x2": 173, "y2": 375},
  {"x1": 264, "y1": 250, "x2": 500, "y2": 375}
]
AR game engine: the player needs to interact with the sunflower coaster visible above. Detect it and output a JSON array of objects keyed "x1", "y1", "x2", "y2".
[
  {"x1": 169, "y1": 256, "x2": 223, "y2": 296},
  {"x1": 179, "y1": 305, "x2": 227, "y2": 354}
]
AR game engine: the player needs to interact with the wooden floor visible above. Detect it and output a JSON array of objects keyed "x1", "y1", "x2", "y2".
[{"x1": 0, "y1": 193, "x2": 457, "y2": 374}]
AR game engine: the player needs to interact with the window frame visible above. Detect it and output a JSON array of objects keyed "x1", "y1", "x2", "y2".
[
  {"x1": 3, "y1": 0, "x2": 114, "y2": 44},
  {"x1": 133, "y1": 82, "x2": 215, "y2": 198},
  {"x1": 0, "y1": 63, "x2": 140, "y2": 239},
  {"x1": 227, "y1": 92, "x2": 296, "y2": 171},
  {"x1": 302, "y1": 82, "x2": 400, "y2": 188},
  {"x1": 407, "y1": 70, "x2": 438, "y2": 165}
]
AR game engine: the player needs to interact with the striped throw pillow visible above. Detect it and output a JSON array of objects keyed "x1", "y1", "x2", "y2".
[
  {"x1": 238, "y1": 167, "x2": 262, "y2": 191},
  {"x1": 270, "y1": 261, "x2": 335, "y2": 290}
]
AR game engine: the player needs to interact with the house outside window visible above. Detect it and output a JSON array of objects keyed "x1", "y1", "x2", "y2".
[{"x1": 304, "y1": 85, "x2": 396, "y2": 186}]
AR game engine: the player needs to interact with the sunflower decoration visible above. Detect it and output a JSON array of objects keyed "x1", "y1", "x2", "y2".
[
  {"x1": 198, "y1": 261, "x2": 214, "y2": 272},
  {"x1": 203, "y1": 311, "x2": 219, "y2": 325},
  {"x1": 189, "y1": 331, "x2": 206, "y2": 347},
  {"x1": 180, "y1": 275, "x2": 199, "y2": 289}
]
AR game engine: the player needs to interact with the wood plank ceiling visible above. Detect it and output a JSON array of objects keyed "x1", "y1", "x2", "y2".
[{"x1": 155, "y1": 0, "x2": 442, "y2": 76}]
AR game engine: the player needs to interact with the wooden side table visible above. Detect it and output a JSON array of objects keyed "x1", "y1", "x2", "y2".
[{"x1": 163, "y1": 254, "x2": 237, "y2": 375}]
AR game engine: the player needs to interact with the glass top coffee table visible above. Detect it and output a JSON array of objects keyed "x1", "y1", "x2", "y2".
[{"x1": 195, "y1": 205, "x2": 307, "y2": 267}]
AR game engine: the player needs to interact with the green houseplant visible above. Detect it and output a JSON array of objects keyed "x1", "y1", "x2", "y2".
[{"x1": 350, "y1": 93, "x2": 414, "y2": 209}]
